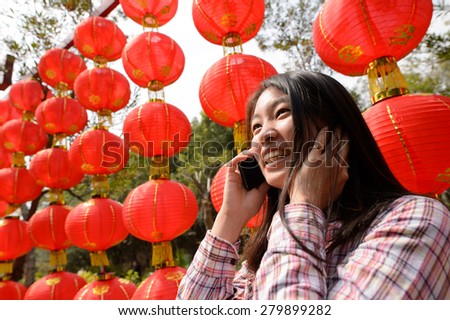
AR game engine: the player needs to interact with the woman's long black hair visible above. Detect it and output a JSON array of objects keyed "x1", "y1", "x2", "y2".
[{"x1": 243, "y1": 71, "x2": 410, "y2": 273}]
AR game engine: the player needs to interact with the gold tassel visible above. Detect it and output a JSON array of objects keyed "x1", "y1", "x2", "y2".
[
  {"x1": 22, "y1": 111, "x2": 35, "y2": 121},
  {"x1": 90, "y1": 251, "x2": 110, "y2": 267},
  {"x1": 12, "y1": 152, "x2": 25, "y2": 168},
  {"x1": 152, "y1": 241, "x2": 175, "y2": 269},
  {"x1": 366, "y1": 56, "x2": 409, "y2": 105},
  {"x1": 222, "y1": 32, "x2": 243, "y2": 56},
  {"x1": 52, "y1": 134, "x2": 67, "y2": 148},
  {"x1": 5, "y1": 204, "x2": 20, "y2": 216},
  {"x1": 149, "y1": 155, "x2": 170, "y2": 180},
  {"x1": 55, "y1": 82, "x2": 69, "y2": 97},
  {"x1": 233, "y1": 120, "x2": 249, "y2": 153},
  {"x1": 48, "y1": 189, "x2": 65, "y2": 205},
  {"x1": 97, "y1": 109, "x2": 112, "y2": 129},
  {"x1": 148, "y1": 86, "x2": 165, "y2": 102},
  {"x1": 93, "y1": 56, "x2": 108, "y2": 68},
  {"x1": 49, "y1": 250, "x2": 67, "y2": 268},
  {"x1": 91, "y1": 174, "x2": 110, "y2": 198},
  {"x1": 0, "y1": 261, "x2": 14, "y2": 275}
]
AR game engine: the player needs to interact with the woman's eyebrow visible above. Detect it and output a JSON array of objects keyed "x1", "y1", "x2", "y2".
[{"x1": 251, "y1": 96, "x2": 291, "y2": 122}]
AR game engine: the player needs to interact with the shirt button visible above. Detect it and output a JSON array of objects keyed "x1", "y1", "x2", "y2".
[{"x1": 230, "y1": 258, "x2": 237, "y2": 265}]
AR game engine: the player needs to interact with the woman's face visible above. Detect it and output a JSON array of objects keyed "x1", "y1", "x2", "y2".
[{"x1": 250, "y1": 87, "x2": 294, "y2": 189}]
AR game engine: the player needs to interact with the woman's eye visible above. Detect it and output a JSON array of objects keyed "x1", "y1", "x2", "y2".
[
  {"x1": 252, "y1": 124, "x2": 262, "y2": 134},
  {"x1": 276, "y1": 108, "x2": 290, "y2": 118}
]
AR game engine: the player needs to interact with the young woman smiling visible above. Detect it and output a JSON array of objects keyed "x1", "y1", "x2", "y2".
[{"x1": 177, "y1": 71, "x2": 450, "y2": 299}]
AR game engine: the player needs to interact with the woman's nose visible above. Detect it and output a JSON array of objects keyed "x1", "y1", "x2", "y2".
[{"x1": 261, "y1": 126, "x2": 278, "y2": 144}]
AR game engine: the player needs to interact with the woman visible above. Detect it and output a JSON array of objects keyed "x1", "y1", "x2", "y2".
[{"x1": 177, "y1": 71, "x2": 450, "y2": 299}]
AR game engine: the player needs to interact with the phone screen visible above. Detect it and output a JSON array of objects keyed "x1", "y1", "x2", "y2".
[{"x1": 238, "y1": 157, "x2": 266, "y2": 190}]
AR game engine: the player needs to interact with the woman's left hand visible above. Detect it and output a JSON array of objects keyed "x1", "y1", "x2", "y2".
[{"x1": 289, "y1": 127, "x2": 350, "y2": 210}]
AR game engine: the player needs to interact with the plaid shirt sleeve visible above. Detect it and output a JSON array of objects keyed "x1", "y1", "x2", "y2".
[
  {"x1": 328, "y1": 196, "x2": 450, "y2": 299},
  {"x1": 177, "y1": 230, "x2": 252, "y2": 300},
  {"x1": 254, "y1": 196, "x2": 450, "y2": 299}
]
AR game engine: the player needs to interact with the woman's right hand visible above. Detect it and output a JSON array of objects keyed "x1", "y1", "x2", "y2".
[{"x1": 211, "y1": 151, "x2": 270, "y2": 243}]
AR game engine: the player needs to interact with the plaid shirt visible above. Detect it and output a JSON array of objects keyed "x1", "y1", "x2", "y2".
[{"x1": 177, "y1": 195, "x2": 450, "y2": 299}]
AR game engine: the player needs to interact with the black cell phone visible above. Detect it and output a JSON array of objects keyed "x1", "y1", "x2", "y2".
[{"x1": 238, "y1": 157, "x2": 266, "y2": 190}]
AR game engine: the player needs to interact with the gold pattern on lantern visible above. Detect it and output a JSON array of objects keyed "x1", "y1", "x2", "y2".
[
  {"x1": 436, "y1": 168, "x2": 450, "y2": 184},
  {"x1": 213, "y1": 110, "x2": 229, "y2": 123},
  {"x1": 338, "y1": 45, "x2": 363, "y2": 63},
  {"x1": 82, "y1": 44, "x2": 94, "y2": 54},
  {"x1": 89, "y1": 94, "x2": 101, "y2": 105},
  {"x1": 93, "y1": 284, "x2": 110, "y2": 295},
  {"x1": 221, "y1": 13, "x2": 238, "y2": 28},
  {"x1": 160, "y1": 65, "x2": 172, "y2": 77},
  {"x1": 132, "y1": 69, "x2": 145, "y2": 79},
  {"x1": 46, "y1": 70, "x2": 56, "y2": 79},
  {"x1": 165, "y1": 271, "x2": 185, "y2": 281},
  {"x1": 389, "y1": 25, "x2": 415, "y2": 46},
  {"x1": 45, "y1": 277, "x2": 61, "y2": 286}
]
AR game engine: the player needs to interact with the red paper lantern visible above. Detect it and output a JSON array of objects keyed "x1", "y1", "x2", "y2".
[
  {"x1": 0, "y1": 99, "x2": 22, "y2": 126},
  {"x1": 74, "y1": 16, "x2": 127, "y2": 64},
  {"x1": 0, "y1": 119, "x2": 48, "y2": 155},
  {"x1": 65, "y1": 198, "x2": 128, "y2": 253},
  {"x1": 123, "y1": 179, "x2": 198, "y2": 243},
  {"x1": 8, "y1": 79, "x2": 45, "y2": 113},
  {"x1": 312, "y1": 0, "x2": 433, "y2": 76},
  {"x1": 69, "y1": 128, "x2": 129, "y2": 175},
  {"x1": 28, "y1": 204, "x2": 72, "y2": 251},
  {"x1": 363, "y1": 94, "x2": 450, "y2": 194},
  {"x1": 0, "y1": 201, "x2": 8, "y2": 218},
  {"x1": 74, "y1": 276, "x2": 136, "y2": 300},
  {"x1": 73, "y1": 67, "x2": 131, "y2": 113},
  {"x1": 210, "y1": 165, "x2": 264, "y2": 228},
  {"x1": 200, "y1": 53, "x2": 278, "y2": 127},
  {"x1": 24, "y1": 271, "x2": 86, "y2": 300},
  {"x1": 192, "y1": 0, "x2": 265, "y2": 46},
  {"x1": 0, "y1": 218, "x2": 33, "y2": 261},
  {"x1": 0, "y1": 167, "x2": 43, "y2": 205},
  {"x1": 132, "y1": 266, "x2": 185, "y2": 300},
  {"x1": 0, "y1": 144, "x2": 12, "y2": 169},
  {"x1": 119, "y1": 0, "x2": 178, "y2": 27},
  {"x1": 35, "y1": 97, "x2": 87, "y2": 136},
  {"x1": 0, "y1": 280, "x2": 27, "y2": 300},
  {"x1": 38, "y1": 48, "x2": 87, "y2": 91},
  {"x1": 122, "y1": 101, "x2": 191, "y2": 158},
  {"x1": 122, "y1": 32, "x2": 185, "y2": 90},
  {"x1": 30, "y1": 147, "x2": 84, "y2": 189}
]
